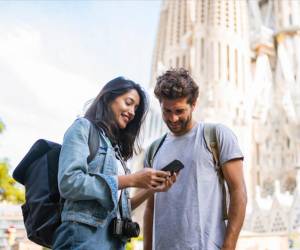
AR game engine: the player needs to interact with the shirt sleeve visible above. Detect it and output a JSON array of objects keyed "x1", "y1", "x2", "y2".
[
  {"x1": 216, "y1": 124, "x2": 244, "y2": 166},
  {"x1": 58, "y1": 118, "x2": 118, "y2": 212}
]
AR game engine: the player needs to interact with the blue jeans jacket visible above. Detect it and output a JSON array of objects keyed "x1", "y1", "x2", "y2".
[{"x1": 55, "y1": 118, "x2": 131, "y2": 248}]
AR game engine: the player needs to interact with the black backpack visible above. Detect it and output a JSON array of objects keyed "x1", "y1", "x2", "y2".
[{"x1": 12, "y1": 123, "x2": 100, "y2": 248}]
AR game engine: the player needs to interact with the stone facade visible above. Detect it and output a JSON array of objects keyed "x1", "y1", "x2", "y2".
[{"x1": 136, "y1": 0, "x2": 300, "y2": 242}]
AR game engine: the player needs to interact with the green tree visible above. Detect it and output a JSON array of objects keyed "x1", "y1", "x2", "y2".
[
  {"x1": 0, "y1": 161, "x2": 25, "y2": 203},
  {"x1": 0, "y1": 118, "x2": 25, "y2": 203}
]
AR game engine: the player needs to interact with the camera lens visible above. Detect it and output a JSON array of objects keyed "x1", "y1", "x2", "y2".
[{"x1": 124, "y1": 221, "x2": 140, "y2": 238}]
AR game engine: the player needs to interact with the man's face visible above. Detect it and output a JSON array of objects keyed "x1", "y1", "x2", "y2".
[{"x1": 160, "y1": 97, "x2": 195, "y2": 136}]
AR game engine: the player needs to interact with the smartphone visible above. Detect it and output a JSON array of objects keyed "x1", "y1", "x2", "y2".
[{"x1": 161, "y1": 159, "x2": 184, "y2": 173}]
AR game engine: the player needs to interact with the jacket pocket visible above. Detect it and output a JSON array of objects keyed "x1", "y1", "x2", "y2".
[{"x1": 67, "y1": 199, "x2": 109, "y2": 228}]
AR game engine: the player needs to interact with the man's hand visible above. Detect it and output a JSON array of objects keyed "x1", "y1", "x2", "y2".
[{"x1": 153, "y1": 172, "x2": 177, "y2": 192}]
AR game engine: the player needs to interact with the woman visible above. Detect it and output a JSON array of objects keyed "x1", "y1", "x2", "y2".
[{"x1": 52, "y1": 77, "x2": 176, "y2": 250}]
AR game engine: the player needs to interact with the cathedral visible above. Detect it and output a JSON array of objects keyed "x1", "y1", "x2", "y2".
[{"x1": 135, "y1": 0, "x2": 300, "y2": 248}]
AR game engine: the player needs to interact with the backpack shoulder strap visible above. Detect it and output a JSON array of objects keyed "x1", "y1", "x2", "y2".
[
  {"x1": 203, "y1": 123, "x2": 219, "y2": 167},
  {"x1": 87, "y1": 123, "x2": 100, "y2": 163},
  {"x1": 145, "y1": 133, "x2": 167, "y2": 168},
  {"x1": 203, "y1": 123, "x2": 228, "y2": 220}
]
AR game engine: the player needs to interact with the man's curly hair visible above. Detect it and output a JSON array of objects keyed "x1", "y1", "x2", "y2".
[{"x1": 154, "y1": 68, "x2": 199, "y2": 104}]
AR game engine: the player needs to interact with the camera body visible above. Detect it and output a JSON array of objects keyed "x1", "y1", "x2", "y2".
[{"x1": 110, "y1": 217, "x2": 140, "y2": 239}]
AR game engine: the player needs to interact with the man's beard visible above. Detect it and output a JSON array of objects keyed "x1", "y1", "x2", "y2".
[{"x1": 166, "y1": 113, "x2": 192, "y2": 135}]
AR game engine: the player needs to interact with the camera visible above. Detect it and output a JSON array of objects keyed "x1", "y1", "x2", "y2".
[{"x1": 110, "y1": 217, "x2": 140, "y2": 238}]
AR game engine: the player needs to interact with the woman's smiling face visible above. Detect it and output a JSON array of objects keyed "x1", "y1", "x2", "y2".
[{"x1": 110, "y1": 89, "x2": 140, "y2": 129}]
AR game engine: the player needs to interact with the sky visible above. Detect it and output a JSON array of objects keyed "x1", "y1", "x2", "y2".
[{"x1": 0, "y1": 1, "x2": 161, "y2": 168}]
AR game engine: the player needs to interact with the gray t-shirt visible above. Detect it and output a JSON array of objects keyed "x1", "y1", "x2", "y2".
[{"x1": 149, "y1": 122, "x2": 243, "y2": 250}]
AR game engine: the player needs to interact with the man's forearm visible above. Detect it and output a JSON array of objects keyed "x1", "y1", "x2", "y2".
[
  {"x1": 143, "y1": 196, "x2": 154, "y2": 250},
  {"x1": 222, "y1": 187, "x2": 247, "y2": 249},
  {"x1": 131, "y1": 189, "x2": 154, "y2": 210}
]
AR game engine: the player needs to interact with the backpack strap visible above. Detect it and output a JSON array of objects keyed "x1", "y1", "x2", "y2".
[
  {"x1": 145, "y1": 133, "x2": 167, "y2": 168},
  {"x1": 203, "y1": 123, "x2": 228, "y2": 221},
  {"x1": 87, "y1": 123, "x2": 100, "y2": 163}
]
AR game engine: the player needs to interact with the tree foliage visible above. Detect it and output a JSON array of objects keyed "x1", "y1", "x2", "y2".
[
  {"x1": 126, "y1": 236, "x2": 143, "y2": 250},
  {"x1": 0, "y1": 161, "x2": 25, "y2": 203},
  {"x1": 0, "y1": 118, "x2": 25, "y2": 204}
]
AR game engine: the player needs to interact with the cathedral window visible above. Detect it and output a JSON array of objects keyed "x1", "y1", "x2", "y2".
[
  {"x1": 234, "y1": 0, "x2": 237, "y2": 32},
  {"x1": 217, "y1": 0, "x2": 221, "y2": 26},
  {"x1": 183, "y1": 55, "x2": 186, "y2": 68},
  {"x1": 176, "y1": 1, "x2": 181, "y2": 44},
  {"x1": 169, "y1": 1, "x2": 175, "y2": 46},
  {"x1": 271, "y1": 212, "x2": 287, "y2": 232},
  {"x1": 225, "y1": 0, "x2": 229, "y2": 29},
  {"x1": 201, "y1": 0, "x2": 205, "y2": 24},
  {"x1": 183, "y1": 0, "x2": 187, "y2": 34},
  {"x1": 195, "y1": 0, "x2": 199, "y2": 23}
]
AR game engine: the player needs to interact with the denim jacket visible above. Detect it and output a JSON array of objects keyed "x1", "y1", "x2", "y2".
[{"x1": 58, "y1": 118, "x2": 131, "y2": 228}]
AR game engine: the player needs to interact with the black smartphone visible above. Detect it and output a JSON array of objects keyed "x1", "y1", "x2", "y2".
[{"x1": 161, "y1": 159, "x2": 184, "y2": 173}]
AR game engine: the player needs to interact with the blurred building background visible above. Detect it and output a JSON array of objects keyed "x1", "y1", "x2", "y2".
[
  {"x1": 0, "y1": 203, "x2": 41, "y2": 250},
  {"x1": 132, "y1": 0, "x2": 300, "y2": 249}
]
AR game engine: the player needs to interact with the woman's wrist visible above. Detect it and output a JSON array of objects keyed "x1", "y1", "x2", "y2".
[
  {"x1": 128, "y1": 173, "x2": 136, "y2": 187},
  {"x1": 118, "y1": 173, "x2": 136, "y2": 189}
]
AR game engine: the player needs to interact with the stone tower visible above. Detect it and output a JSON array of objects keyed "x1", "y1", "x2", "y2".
[
  {"x1": 144, "y1": 0, "x2": 300, "y2": 236},
  {"x1": 249, "y1": 0, "x2": 300, "y2": 197},
  {"x1": 148, "y1": 0, "x2": 254, "y2": 204}
]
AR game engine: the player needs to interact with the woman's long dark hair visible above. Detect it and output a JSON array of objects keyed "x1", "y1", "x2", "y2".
[{"x1": 84, "y1": 77, "x2": 148, "y2": 160}]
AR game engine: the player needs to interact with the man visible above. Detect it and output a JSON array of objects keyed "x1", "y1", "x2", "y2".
[{"x1": 143, "y1": 68, "x2": 247, "y2": 250}]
